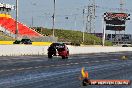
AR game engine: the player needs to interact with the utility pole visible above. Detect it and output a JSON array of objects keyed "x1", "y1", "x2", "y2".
[
  {"x1": 82, "y1": 9, "x2": 85, "y2": 43},
  {"x1": 15, "y1": 0, "x2": 18, "y2": 39},
  {"x1": 120, "y1": 0, "x2": 126, "y2": 44},
  {"x1": 74, "y1": 14, "x2": 77, "y2": 30},
  {"x1": 86, "y1": 0, "x2": 96, "y2": 34},
  {"x1": 52, "y1": 0, "x2": 56, "y2": 37},
  {"x1": 86, "y1": 5, "x2": 92, "y2": 33},
  {"x1": 102, "y1": 15, "x2": 106, "y2": 46},
  {"x1": 31, "y1": 16, "x2": 34, "y2": 28},
  {"x1": 93, "y1": 0, "x2": 96, "y2": 34}
]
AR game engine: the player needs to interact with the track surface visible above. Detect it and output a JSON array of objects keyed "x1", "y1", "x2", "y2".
[{"x1": 0, "y1": 52, "x2": 132, "y2": 88}]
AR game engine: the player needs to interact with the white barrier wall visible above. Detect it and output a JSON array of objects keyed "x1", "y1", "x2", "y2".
[
  {"x1": 0, "y1": 45, "x2": 132, "y2": 56},
  {"x1": 68, "y1": 46, "x2": 132, "y2": 54},
  {"x1": 0, "y1": 45, "x2": 48, "y2": 56}
]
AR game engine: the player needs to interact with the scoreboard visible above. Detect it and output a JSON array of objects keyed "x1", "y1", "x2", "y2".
[{"x1": 104, "y1": 12, "x2": 130, "y2": 31}]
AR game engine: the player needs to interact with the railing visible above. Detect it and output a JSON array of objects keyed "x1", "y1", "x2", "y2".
[{"x1": 0, "y1": 26, "x2": 16, "y2": 39}]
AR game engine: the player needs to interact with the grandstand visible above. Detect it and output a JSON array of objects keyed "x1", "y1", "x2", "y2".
[
  {"x1": 0, "y1": 31, "x2": 14, "y2": 41},
  {"x1": 0, "y1": 3, "x2": 42, "y2": 40}
]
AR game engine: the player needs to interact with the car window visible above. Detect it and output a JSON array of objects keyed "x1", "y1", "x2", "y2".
[
  {"x1": 50, "y1": 43, "x2": 65, "y2": 48},
  {"x1": 57, "y1": 47, "x2": 65, "y2": 51}
]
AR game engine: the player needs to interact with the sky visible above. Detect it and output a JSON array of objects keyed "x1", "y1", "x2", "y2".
[{"x1": 0, "y1": 0, "x2": 132, "y2": 34}]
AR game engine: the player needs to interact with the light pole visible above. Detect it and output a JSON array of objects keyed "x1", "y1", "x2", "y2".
[
  {"x1": 74, "y1": 14, "x2": 77, "y2": 30},
  {"x1": 31, "y1": 3, "x2": 37, "y2": 28},
  {"x1": 52, "y1": 0, "x2": 56, "y2": 37},
  {"x1": 15, "y1": 0, "x2": 19, "y2": 39},
  {"x1": 82, "y1": 9, "x2": 85, "y2": 43},
  {"x1": 31, "y1": 16, "x2": 34, "y2": 28},
  {"x1": 102, "y1": 15, "x2": 106, "y2": 46}
]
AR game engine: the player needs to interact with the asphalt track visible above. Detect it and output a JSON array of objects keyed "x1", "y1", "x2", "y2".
[{"x1": 0, "y1": 52, "x2": 132, "y2": 88}]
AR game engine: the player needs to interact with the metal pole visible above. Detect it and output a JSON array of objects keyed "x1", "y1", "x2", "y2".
[
  {"x1": 82, "y1": 9, "x2": 85, "y2": 43},
  {"x1": 15, "y1": 0, "x2": 18, "y2": 39},
  {"x1": 102, "y1": 15, "x2": 106, "y2": 46},
  {"x1": 32, "y1": 16, "x2": 34, "y2": 28},
  {"x1": 52, "y1": 0, "x2": 56, "y2": 37},
  {"x1": 87, "y1": 6, "x2": 90, "y2": 33},
  {"x1": 93, "y1": 0, "x2": 96, "y2": 34},
  {"x1": 74, "y1": 14, "x2": 77, "y2": 30}
]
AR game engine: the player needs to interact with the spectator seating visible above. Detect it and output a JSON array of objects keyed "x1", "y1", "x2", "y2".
[{"x1": 0, "y1": 17, "x2": 42, "y2": 38}]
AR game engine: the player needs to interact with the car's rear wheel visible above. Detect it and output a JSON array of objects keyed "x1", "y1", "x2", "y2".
[
  {"x1": 48, "y1": 54, "x2": 52, "y2": 59},
  {"x1": 62, "y1": 56, "x2": 66, "y2": 59},
  {"x1": 65, "y1": 56, "x2": 68, "y2": 59}
]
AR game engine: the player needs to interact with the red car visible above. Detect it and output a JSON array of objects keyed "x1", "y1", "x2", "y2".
[{"x1": 48, "y1": 43, "x2": 69, "y2": 59}]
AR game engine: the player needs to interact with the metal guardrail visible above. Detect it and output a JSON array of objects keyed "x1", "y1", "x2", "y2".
[{"x1": 0, "y1": 26, "x2": 16, "y2": 39}]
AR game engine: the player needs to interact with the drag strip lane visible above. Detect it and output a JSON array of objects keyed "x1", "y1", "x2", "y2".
[
  {"x1": 0, "y1": 52, "x2": 132, "y2": 88},
  {"x1": 0, "y1": 57, "x2": 122, "y2": 73},
  {"x1": 0, "y1": 59, "x2": 132, "y2": 88}
]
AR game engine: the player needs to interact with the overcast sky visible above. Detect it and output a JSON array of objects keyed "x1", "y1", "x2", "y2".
[{"x1": 0, "y1": 0, "x2": 132, "y2": 34}]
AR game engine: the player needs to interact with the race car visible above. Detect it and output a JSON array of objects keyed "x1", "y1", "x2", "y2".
[{"x1": 47, "y1": 43, "x2": 69, "y2": 59}]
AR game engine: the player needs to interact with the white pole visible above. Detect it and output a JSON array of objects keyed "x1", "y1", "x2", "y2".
[
  {"x1": 32, "y1": 16, "x2": 34, "y2": 28},
  {"x1": 102, "y1": 15, "x2": 106, "y2": 46},
  {"x1": 83, "y1": 9, "x2": 85, "y2": 43},
  {"x1": 74, "y1": 15, "x2": 77, "y2": 30},
  {"x1": 52, "y1": 0, "x2": 56, "y2": 37},
  {"x1": 15, "y1": 0, "x2": 19, "y2": 39}
]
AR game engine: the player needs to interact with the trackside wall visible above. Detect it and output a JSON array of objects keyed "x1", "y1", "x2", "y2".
[{"x1": 0, "y1": 45, "x2": 132, "y2": 56}]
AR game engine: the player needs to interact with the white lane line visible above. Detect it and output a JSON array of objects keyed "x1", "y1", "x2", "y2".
[
  {"x1": 51, "y1": 65, "x2": 55, "y2": 67},
  {"x1": 74, "y1": 63, "x2": 79, "y2": 65},
  {"x1": 5, "y1": 70, "x2": 11, "y2": 72},
  {"x1": 80, "y1": 57, "x2": 87, "y2": 59},
  {"x1": 81, "y1": 62, "x2": 89, "y2": 64},
  {"x1": 38, "y1": 66, "x2": 43, "y2": 68},
  {"x1": 17, "y1": 68, "x2": 25, "y2": 71},
  {"x1": 66, "y1": 64, "x2": 70, "y2": 66},
  {"x1": 56, "y1": 65, "x2": 61, "y2": 67},
  {"x1": 92, "y1": 61, "x2": 100, "y2": 63},
  {"x1": 68, "y1": 58, "x2": 72, "y2": 59},
  {"x1": 69, "y1": 63, "x2": 74, "y2": 65},
  {"x1": 0, "y1": 70, "x2": 5, "y2": 72},
  {"x1": 113, "y1": 59, "x2": 119, "y2": 61},
  {"x1": 44, "y1": 66, "x2": 50, "y2": 68},
  {"x1": 95, "y1": 61, "x2": 100, "y2": 62},
  {"x1": 25, "y1": 67, "x2": 33, "y2": 70},
  {"x1": 34, "y1": 67, "x2": 39, "y2": 69},
  {"x1": 11, "y1": 69, "x2": 17, "y2": 71},
  {"x1": 102, "y1": 60, "x2": 109, "y2": 62}
]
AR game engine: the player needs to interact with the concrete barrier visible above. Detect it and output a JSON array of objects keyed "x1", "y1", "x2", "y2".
[
  {"x1": 68, "y1": 46, "x2": 132, "y2": 54},
  {"x1": 0, "y1": 45, "x2": 132, "y2": 56},
  {"x1": 0, "y1": 45, "x2": 48, "y2": 56}
]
